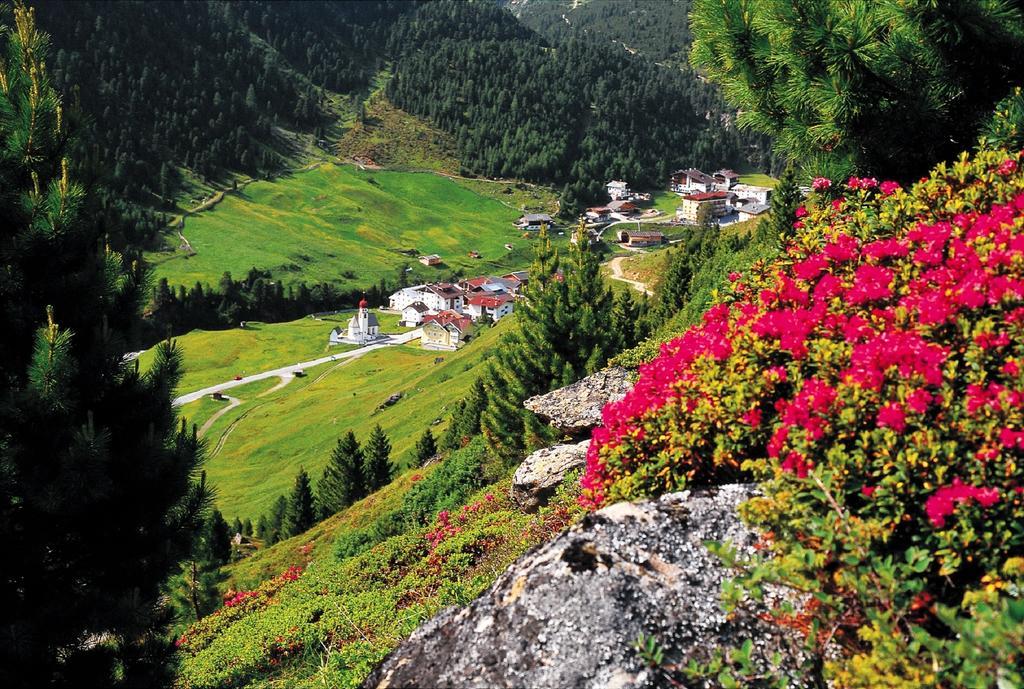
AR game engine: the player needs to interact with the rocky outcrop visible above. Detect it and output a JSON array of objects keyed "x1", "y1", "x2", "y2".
[
  {"x1": 363, "y1": 485, "x2": 810, "y2": 689},
  {"x1": 510, "y1": 440, "x2": 589, "y2": 512},
  {"x1": 524, "y1": 366, "x2": 632, "y2": 436}
]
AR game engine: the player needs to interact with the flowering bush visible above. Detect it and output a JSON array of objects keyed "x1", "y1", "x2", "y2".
[{"x1": 583, "y1": 149, "x2": 1024, "y2": 686}]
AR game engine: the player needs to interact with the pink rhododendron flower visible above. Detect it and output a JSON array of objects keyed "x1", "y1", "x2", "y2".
[
  {"x1": 862, "y1": 485, "x2": 878, "y2": 498},
  {"x1": 879, "y1": 180, "x2": 901, "y2": 196},
  {"x1": 795, "y1": 206, "x2": 808, "y2": 218},
  {"x1": 925, "y1": 478, "x2": 1000, "y2": 527},
  {"x1": 812, "y1": 177, "x2": 832, "y2": 191},
  {"x1": 741, "y1": 408, "x2": 762, "y2": 427},
  {"x1": 998, "y1": 158, "x2": 1018, "y2": 176},
  {"x1": 876, "y1": 403, "x2": 906, "y2": 432},
  {"x1": 824, "y1": 234, "x2": 859, "y2": 262},
  {"x1": 793, "y1": 253, "x2": 829, "y2": 281},
  {"x1": 847, "y1": 265, "x2": 894, "y2": 304},
  {"x1": 1002, "y1": 361, "x2": 1020, "y2": 377},
  {"x1": 907, "y1": 389, "x2": 933, "y2": 414},
  {"x1": 728, "y1": 271, "x2": 741, "y2": 282},
  {"x1": 781, "y1": 451, "x2": 811, "y2": 478}
]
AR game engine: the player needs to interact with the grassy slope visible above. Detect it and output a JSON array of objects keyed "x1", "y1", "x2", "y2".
[
  {"x1": 147, "y1": 163, "x2": 539, "y2": 291},
  {"x1": 175, "y1": 471, "x2": 580, "y2": 689},
  {"x1": 195, "y1": 321, "x2": 509, "y2": 522},
  {"x1": 138, "y1": 311, "x2": 402, "y2": 394}
]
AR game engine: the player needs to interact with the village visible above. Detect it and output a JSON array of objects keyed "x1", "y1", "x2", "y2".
[
  {"x1": 515, "y1": 166, "x2": 775, "y2": 248},
  {"x1": 328, "y1": 165, "x2": 774, "y2": 353}
]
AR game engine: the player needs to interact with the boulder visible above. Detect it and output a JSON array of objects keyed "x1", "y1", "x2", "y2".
[
  {"x1": 363, "y1": 485, "x2": 810, "y2": 689},
  {"x1": 524, "y1": 366, "x2": 633, "y2": 436},
  {"x1": 510, "y1": 440, "x2": 589, "y2": 512}
]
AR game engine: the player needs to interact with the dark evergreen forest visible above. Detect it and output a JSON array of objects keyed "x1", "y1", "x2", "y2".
[
  {"x1": 387, "y1": 0, "x2": 772, "y2": 212},
  {"x1": 38, "y1": 0, "x2": 409, "y2": 246}
]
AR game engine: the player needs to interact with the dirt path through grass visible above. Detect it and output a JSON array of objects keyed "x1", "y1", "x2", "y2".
[{"x1": 606, "y1": 255, "x2": 653, "y2": 296}]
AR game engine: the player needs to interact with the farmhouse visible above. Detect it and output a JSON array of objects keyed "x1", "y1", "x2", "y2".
[
  {"x1": 400, "y1": 301, "x2": 430, "y2": 326},
  {"x1": 616, "y1": 228, "x2": 665, "y2": 247},
  {"x1": 501, "y1": 271, "x2": 529, "y2": 293},
  {"x1": 737, "y1": 203, "x2": 771, "y2": 222},
  {"x1": 669, "y1": 168, "x2": 715, "y2": 194},
  {"x1": 514, "y1": 213, "x2": 553, "y2": 231},
  {"x1": 585, "y1": 206, "x2": 611, "y2": 223},
  {"x1": 423, "y1": 309, "x2": 473, "y2": 333},
  {"x1": 419, "y1": 254, "x2": 442, "y2": 266},
  {"x1": 676, "y1": 191, "x2": 731, "y2": 224},
  {"x1": 421, "y1": 283, "x2": 464, "y2": 312},
  {"x1": 607, "y1": 200, "x2": 639, "y2": 218},
  {"x1": 465, "y1": 292, "x2": 514, "y2": 322}
]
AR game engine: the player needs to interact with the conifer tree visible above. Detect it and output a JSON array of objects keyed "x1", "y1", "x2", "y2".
[
  {"x1": 205, "y1": 509, "x2": 233, "y2": 566},
  {"x1": 256, "y1": 515, "x2": 270, "y2": 542},
  {"x1": 610, "y1": 289, "x2": 640, "y2": 353},
  {"x1": 242, "y1": 518, "x2": 253, "y2": 537},
  {"x1": 563, "y1": 221, "x2": 614, "y2": 376},
  {"x1": 283, "y1": 469, "x2": 316, "y2": 538},
  {"x1": 761, "y1": 162, "x2": 802, "y2": 242},
  {"x1": 414, "y1": 427, "x2": 438, "y2": 466},
  {"x1": 0, "y1": 6, "x2": 208, "y2": 685},
  {"x1": 231, "y1": 516, "x2": 243, "y2": 537},
  {"x1": 317, "y1": 431, "x2": 365, "y2": 517},
  {"x1": 267, "y1": 495, "x2": 289, "y2": 544},
  {"x1": 363, "y1": 424, "x2": 394, "y2": 492},
  {"x1": 654, "y1": 245, "x2": 694, "y2": 323}
]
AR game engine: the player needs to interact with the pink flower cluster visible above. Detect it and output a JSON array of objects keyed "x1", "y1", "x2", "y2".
[
  {"x1": 583, "y1": 153, "x2": 1024, "y2": 528},
  {"x1": 925, "y1": 478, "x2": 1000, "y2": 527}
]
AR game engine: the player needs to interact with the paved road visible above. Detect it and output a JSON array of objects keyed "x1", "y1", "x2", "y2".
[
  {"x1": 172, "y1": 329, "x2": 422, "y2": 406},
  {"x1": 606, "y1": 255, "x2": 653, "y2": 296}
]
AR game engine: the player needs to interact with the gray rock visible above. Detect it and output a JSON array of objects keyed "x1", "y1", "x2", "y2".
[
  {"x1": 510, "y1": 440, "x2": 589, "y2": 512},
  {"x1": 524, "y1": 366, "x2": 633, "y2": 435},
  {"x1": 363, "y1": 485, "x2": 811, "y2": 689}
]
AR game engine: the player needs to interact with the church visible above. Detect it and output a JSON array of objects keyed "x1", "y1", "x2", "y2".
[{"x1": 329, "y1": 298, "x2": 382, "y2": 346}]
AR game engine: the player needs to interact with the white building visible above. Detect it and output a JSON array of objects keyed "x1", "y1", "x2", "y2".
[
  {"x1": 389, "y1": 285, "x2": 427, "y2": 311},
  {"x1": 606, "y1": 180, "x2": 630, "y2": 200},
  {"x1": 731, "y1": 184, "x2": 773, "y2": 206},
  {"x1": 465, "y1": 292, "x2": 514, "y2": 322},
  {"x1": 737, "y1": 203, "x2": 771, "y2": 222},
  {"x1": 669, "y1": 168, "x2": 716, "y2": 194},
  {"x1": 337, "y1": 298, "x2": 382, "y2": 346},
  {"x1": 420, "y1": 283, "x2": 464, "y2": 313},
  {"x1": 400, "y1": 301, "x2": 430, "y2": 326}
]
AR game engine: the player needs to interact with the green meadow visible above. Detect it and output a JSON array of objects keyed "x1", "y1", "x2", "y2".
[
  {"x1": 137, "y1": 311, "x2": 404, "y2": 393},
  {"x1": 147, "y1": 163, "x2": 541, "y2": 290},
  {"x1": 179, "y1": 322, "x2": 508, "y2": 522}
]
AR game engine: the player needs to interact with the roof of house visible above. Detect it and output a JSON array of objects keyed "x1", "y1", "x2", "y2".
[
  {"x1": 623, "y1": 229, "x2": 664, "y2": 239},
  {"x1": 608, "y1": 200, "x2": 638, "y2": 211},
  {"x1": 714, "y1": 168, "x2": 739, "y2": 179},
  {"x1": 518, "y1": 213, "x2": 552, "y2": 223},
  {"x1": 467, "y1": 293, "x2": 513, "y2": 308},
  {"x1": 672, "y1": 168, "x2": 715, "y2": 184},
  {"x1": 731, "y1": 183, "x2": 772, "y2": 193},
  {"x1": 503, "y1": 270, "x2": 529, "y2": 282},
  {"x1": 739, "y1": 203, "x2": 771, "y2": 215},
  {"x1": 586, "y1": 206, "x2": 611, "y2": 213},
  {"x1": 425, "y1": 283, "x2": 464, "y2": 298},
  {"x1": 424, "y1": 309, "x2": 473, "y2": 330},
  {"x1": 606, "y1": 180, "x2": 629, "y2": 188},
  {"x1": 682, "y1": 191, "x2": 731, "y2": 202},
  {"x1": 403, "y1": 301, "x2": 430, "y2": 313},
  {"x1": 419, "y1": 254, "x2": 441, "y2": 260}
]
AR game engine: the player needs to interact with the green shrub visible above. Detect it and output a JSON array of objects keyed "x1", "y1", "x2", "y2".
[{"x1": 584, "y1": 149, "x2": 1024, "y2": 686}]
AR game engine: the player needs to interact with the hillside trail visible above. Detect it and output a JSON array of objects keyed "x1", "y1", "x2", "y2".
[
  {"x1": 606, "y1": 255, "x2": 653, "y2": 296},
  {"x1": 198, "y1": 395, "x2": 241, "y2": 437}
]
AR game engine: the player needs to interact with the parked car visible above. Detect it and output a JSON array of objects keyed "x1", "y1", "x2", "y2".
[
  {"x1": 293, "y1": 369, "x2": 306, "y2": 377},
  {"x1": 211, "y1": 391, "x2": 225, "y2": 401},
  {"x1": 233, "y1": 375, "x2": 242, "y2": 381}
]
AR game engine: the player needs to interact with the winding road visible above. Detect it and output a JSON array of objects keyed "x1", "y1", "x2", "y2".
[
  {"x1": 606, "y1": 256, "x2": 653, "y2": 296},
  {"x1": 172, "y1": 328, "x2": 422, "y2": 406}
]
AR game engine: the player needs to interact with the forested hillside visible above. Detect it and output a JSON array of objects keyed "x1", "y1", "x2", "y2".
[
  {"x1": 38, "y1": 0, "x2": 409, "y2": 246},
  {"x1": 388, "y1": 0, "x2": 771, "y2": 212}
]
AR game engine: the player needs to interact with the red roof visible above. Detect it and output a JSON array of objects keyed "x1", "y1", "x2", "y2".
[
  {"x1": 682, "y1": 191, "x2": 730, "y2": 202},
  {"x1": 467, "y1": 293, "x2": 512, "y2": 308},
  {"x1": 423, "y1": 310, "x2": 473, "y2": 331},
  {"x1": 464, "y1": 276, "x2": 491, "y2": 288}
]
